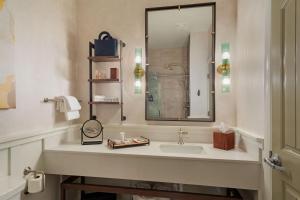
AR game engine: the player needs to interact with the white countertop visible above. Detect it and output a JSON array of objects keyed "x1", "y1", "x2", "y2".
[{"x1": 45, "y1": 140, "x2": 259, "y2": 164}]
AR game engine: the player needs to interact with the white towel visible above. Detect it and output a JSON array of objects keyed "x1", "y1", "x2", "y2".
[
  {"x1": 56, "y1": 96, "x2": 81, "y2": 121},
  {"x1": 132, "y1": 183, "x2": 166, "y2": 200},
  {"x1": 65, "y1": 111, "x2": 80, "y2": 121},
  {"x1": 62, "y1": 96, "x2": 81, "y2": 111}
]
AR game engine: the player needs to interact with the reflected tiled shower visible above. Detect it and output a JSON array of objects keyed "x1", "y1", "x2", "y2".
[
  {"x1": 147, "y1": 48, "x2": 188, "y2": 119},
  {"x1": 147, "y1": 72, "x2": 161, "y2": 118}
]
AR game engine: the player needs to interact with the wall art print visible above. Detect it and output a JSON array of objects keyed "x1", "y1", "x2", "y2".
[{"x1": 0, "y1": 0, "x2": 15, "y2": 109}]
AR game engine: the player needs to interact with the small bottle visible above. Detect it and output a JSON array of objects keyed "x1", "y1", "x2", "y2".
[
  {"x1": 120, "y1": 132, "x2": 126, "y2": 143},
  {"x1": 95, "y1": 70, "x2": 100, "y2": 79}
]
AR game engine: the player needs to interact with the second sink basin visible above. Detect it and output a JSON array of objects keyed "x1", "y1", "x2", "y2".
[{"x1": 159, "y1": 144, "x2": 204, "y2": 154}]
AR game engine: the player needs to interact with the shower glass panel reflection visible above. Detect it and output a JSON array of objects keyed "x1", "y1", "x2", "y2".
[{"x1": 147, "y1": 49, "x2": 189, "y2": 119}]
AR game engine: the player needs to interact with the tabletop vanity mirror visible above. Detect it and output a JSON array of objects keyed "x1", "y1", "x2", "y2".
[{"x1": 145, "y1": 3, "x2": 216, "y2": 122}]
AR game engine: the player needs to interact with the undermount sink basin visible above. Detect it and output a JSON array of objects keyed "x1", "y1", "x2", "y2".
[{"x1": 159, "y1": 144, "x2": 204, "y2": 154}]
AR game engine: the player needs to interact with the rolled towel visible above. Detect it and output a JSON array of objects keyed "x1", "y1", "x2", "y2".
[
  {"x1": 133, "y1": 182, "x2": 153, "y2": 200},
  {"x1": 133, "y1": 182, "x2": 172, "y2": 200},
  {"x1": 133, "y1": 196, "x2": 157, "y2": 200},
  {"x1": 152, "y1": 183, "x2": 172, "y2": 200},
  {"x1": 94, "y1": 95, "x2": 106, "y2": 102}
]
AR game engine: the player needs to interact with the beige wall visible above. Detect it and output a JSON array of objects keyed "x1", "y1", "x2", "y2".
[
  {"x1": 236, "y1": 0, "x2": 270, "y2": 199},
  {"x1": 76, "y1": 0, "x2": 237, "y2": 126},
  {"x1": 236, "y1": 0, "x2": 266, "y2": 137},
  {"x1": 0, "y1": 0, "x2": 77, "y2": 136}
]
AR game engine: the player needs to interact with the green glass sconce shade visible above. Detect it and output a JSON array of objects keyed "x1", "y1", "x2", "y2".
[
  {"x1": 134, "y1": 48, "x2": 144, "y2": 94},
  {"x1": 217, "y1": 42, "x2": 231, "y2": 93}
]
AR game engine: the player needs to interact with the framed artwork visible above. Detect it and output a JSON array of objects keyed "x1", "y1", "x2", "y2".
[{"x1": 0, "y1": 0, "x2": 15, "y2": 109}]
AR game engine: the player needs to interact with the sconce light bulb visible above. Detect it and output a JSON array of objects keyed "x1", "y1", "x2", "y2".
[
  {"x1": 222, "y1": 52, "x2": 230, "y2": 60},
  {"x1": 135, "y1": 48, "x2": 142, "y2": 64},
  {"x1": 135, "y1": 56, "x2": 142, "y2": 64},
  {"x1": 134, "y1": 79, "x2": 142, "y2": 94},
  {"x1": 135, "y1": 79, "x2": 141, "y2": 87},
  {"x1": 222, "y1": 76, "x2": 231, "y2": 86}
]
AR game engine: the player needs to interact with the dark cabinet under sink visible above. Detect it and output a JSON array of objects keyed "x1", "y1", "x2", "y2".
[{"x1": 61, "y1": 176, "x2": 243, "y2": 200}]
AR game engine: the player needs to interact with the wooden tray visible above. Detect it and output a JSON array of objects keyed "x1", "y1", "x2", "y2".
[{"x1": 107, "y1": 136, "x2": 150, "y2": 149}]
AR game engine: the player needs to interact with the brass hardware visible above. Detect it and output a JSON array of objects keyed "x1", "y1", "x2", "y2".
[
  {"x1": 134, "y1": 64, "x2": 145, "y2": 79},
  {"x1": 217, "y1": 63, "x2": 230, "y2": 75}
]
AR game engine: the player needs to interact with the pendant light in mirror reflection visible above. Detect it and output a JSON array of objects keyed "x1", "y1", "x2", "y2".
[
  {"x1": 217, "y1": 42, "x2": 231, "y2": 93},
  {"x1": 134, "y1": 48, "x2": 144, "y2": 94}
]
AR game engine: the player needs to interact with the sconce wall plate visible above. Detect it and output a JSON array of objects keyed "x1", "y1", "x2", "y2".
[{"x1": 134, "y1": 63, "x2": 145, "y2": 79}]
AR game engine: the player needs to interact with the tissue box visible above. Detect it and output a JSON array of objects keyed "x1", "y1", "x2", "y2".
[{"x1": 213, "y1": 130, "x2": 235, "y2": 150}]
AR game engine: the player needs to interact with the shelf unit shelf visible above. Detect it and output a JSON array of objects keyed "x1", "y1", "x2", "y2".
[
  {"x1": 89, "y1": 101, "x2": 120, "y2": 105},
  {"x1": 88, "y1": 56, "x2": 120, "y2": 62},
  {"x1": 88, "y1": 41, "x2": 126, "y2": 121},
  {"x1": 89, "y1": 79, "x2": 120, "y2": 83}
]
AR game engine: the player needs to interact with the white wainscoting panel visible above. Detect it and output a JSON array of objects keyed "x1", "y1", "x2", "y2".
[
  {"x1": 10, "y1": 140, "x2": 43, "y2": 177},
  {"x1": 0, "y1": 149, "x2": 9, "y2": 177},
  {"x1": 0, "y1": 125, "x2": 76, "y2": 200}
]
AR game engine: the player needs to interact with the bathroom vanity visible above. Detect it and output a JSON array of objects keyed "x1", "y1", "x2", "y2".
[
  {"x1": 44, "y1": 141, "x2": 260, "y2": 189},
  {"x1": 42, "y1": 124, "x2": 262, "y2": 199}
]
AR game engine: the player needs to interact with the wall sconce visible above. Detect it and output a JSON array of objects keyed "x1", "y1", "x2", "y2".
[
  {"x1": 217, "y1": 42, "x2": 231, "y2": 93},
  {"x1": 134, "y1": 48, "x2": 144, "y2": 94}
]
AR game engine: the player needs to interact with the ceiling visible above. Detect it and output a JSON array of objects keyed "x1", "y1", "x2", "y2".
[{"x1": 148, "y1": 6, "x2": 212, "y2": 49}]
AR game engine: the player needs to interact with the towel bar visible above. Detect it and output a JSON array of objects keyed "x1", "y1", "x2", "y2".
[{"x1": 43, "y1": 98, "x2": 82, "y2": 103}]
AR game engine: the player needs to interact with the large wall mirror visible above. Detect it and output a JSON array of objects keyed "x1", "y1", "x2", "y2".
[{"x1": 145, "y1": 3, "x2": 216, "y2": 122}]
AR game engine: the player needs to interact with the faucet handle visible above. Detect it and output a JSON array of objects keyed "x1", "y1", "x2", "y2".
[
  {"x1": 178, "y1": 128, "x2": 188, "y2": 135},
  {"x1": 178, "y1": 128, "x2": 188, "y2": 145}
]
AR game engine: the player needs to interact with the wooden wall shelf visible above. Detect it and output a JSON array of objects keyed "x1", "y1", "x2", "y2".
[
  {"x1": 88, "y1": 56, "x2": 120, "y2": 62},
  {"x1": 88, "y1": 41, "x2": 126, "y2": 121},
  {"x1": 89, "y1": 101, "x2": 120, "y2": 105},
  {"x1": 89, "y1": 79, "x2": 120, "y2": 83}
]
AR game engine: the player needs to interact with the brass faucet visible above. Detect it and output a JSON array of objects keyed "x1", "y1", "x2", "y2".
[{"x1": 178, "y1": 128, "x2": 188, "y2": 145}]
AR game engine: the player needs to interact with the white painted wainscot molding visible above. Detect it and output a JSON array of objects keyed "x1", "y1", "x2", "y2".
[{"x1": 0, "y1": 124, "x2": 80, "y2": 200}]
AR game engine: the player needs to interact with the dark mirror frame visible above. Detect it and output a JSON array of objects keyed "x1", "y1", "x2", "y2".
[{"x1": 145, "y1": 2, "x2": 216, "y2": 122}]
